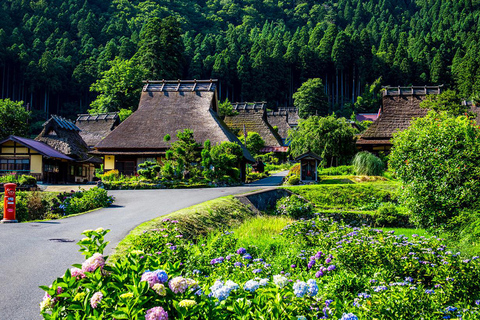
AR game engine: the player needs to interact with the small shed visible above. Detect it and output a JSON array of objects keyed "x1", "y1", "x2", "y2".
[{"x1": 294, "y1": 151, "x2": 322, "y2": 182}]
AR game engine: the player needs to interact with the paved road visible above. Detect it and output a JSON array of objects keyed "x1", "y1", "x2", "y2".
[{"x1": 0, "y1": 172, "x2": 286, "y2": 320}]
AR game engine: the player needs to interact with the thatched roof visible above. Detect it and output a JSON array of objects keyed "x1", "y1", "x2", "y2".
[
  {"x1": 75, "y1": 113, "x2": 119, "y2": 148},
  {"x1": 357, "y1": 86, "x2": 440, "y2": 145},
  {"x1": 224, "y1": 102, "x2": 283, "y2": 147},
  {"x1": 94, "y1": 80, "x2": 254, "y2": 162},
  {"x1": 266, "y1": 107, "x2": 299, "y2": 142},
  {"x1": 35, "y1": 115, "x2": 100, "y2": 163}
]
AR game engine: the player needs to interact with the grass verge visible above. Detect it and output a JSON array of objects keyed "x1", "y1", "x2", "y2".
[{"x1": 111, "y1": 195, "x2": 255, "y2": 260}]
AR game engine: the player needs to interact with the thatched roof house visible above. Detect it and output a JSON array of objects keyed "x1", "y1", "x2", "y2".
[
  {"x1": 94, "y1": 79, "x2": 254, "y2": 176},
  {"x1": 36, "y1": 115, "x2": 91, "y2": 162},
  {"x1": 266, "y1": 107, "x2": 299, "y2": 144},
  {"x1": 356, "y1": 86, "x2": 442, "y2": 152},
  {"x1": 76, "y1": 113, "x2": 119, "y2": 148},
  {"x1": 34, "y1": 115, "x2": 100, "y2": 183},
  {"x1": 224, "y1": 102, "x2": 284, "y2": 149}
]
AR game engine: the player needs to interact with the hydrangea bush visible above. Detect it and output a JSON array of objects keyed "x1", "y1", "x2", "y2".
[{"x1": 41, "y1": 217, "x2": 480, "y2": 319}]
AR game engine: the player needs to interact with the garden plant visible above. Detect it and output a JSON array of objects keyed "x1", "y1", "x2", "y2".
[{"x1": 41, "y1": 215, "x2": 480, "y2": 319}]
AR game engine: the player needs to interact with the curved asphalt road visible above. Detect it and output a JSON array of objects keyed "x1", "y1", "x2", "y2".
[{"x1": 0, "y1": 172, "x2": 286, "y2": 320}]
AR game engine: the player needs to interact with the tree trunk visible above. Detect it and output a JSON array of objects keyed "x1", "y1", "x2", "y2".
[
  {"x1": 341, "y1": 69, "x2": 344, "y2": 109},
  {"x1": 352, "y1": 64, "x2": 356, "y2": 104},
  {"x1": 335, "y1": 69, "x2": 339, "y2": 109}
]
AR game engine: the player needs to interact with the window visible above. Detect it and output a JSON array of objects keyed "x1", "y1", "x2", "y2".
[{"x1": 0, "y1": 158, "x2": 30, "y2": 172}]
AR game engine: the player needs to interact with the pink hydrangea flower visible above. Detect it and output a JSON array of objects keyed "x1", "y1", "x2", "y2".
[
  {"x1": 90, "y1": 291, "x2": 103, "y2": 309},
  {"x1": 145, "y1": 306, "x2": 168, "y2": 320},
  {"x1": 70, "y1": 267, "x2": 85, "y2": 279},
  {"x1": 141, "y1": 271, "x2": 160, "y2": 288},
  {"x1": 82, "y1": 253, "x2": 105, "y2": 273},
  {"x1": 168, "y1": 277, "x2": 189, "y2": 294}
]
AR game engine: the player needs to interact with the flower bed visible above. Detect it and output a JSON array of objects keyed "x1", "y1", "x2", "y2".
[
  {"x1": 0, "y1": 187, "x2": 114, "y2": 222},
  {"x1": 41, "y1": 215, "x2": 480, "y2": 319}
]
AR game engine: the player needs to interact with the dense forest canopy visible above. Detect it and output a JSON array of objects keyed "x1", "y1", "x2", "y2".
[{"x1": 1, "y1": 0, "x2": 480, "y2": 123}]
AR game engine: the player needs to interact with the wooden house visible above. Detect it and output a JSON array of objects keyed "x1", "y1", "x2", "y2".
[
  {"x1": 75, "y1": 112, "x2": 120, "y2": 149},
  {"x1": 224, "y1": 102, "x2": 285, "y2": 152},
  {"x1": 356, "y1": 86, "x2": 442, "y2": 153},
  {"x1": 93, "y1": 79, "x2": 254, "y2": 178},
  {"x1": 35, "y1": 115, "x2": 101, "y2": 183},
  {"x1": 0, "y1": 135, "x2": 74, "y2": 182}
]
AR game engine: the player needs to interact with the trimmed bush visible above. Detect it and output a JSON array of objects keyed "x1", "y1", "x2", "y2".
[
  {"x1": 352, "y1": 151, "x2": 385, "y2": 176},
  {"x1": 287, "y1": 175, "x2": 300, "y2": 185}
]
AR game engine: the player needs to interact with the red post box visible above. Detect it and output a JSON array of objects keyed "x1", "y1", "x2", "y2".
[{"x1": 2, "y1": 183, "x2": 18, "y2": 223}]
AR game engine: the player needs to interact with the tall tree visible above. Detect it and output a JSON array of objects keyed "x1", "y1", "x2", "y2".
[
  {"x1": 134, "y1": 16, "x2": 184, "y2": 80},
  {"x1": 293, "y1": 78, "x2": 329, "y2": 119}
]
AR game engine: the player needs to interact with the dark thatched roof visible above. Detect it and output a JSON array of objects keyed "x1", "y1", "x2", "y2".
[
  {"x1": 35, "y1": 115, "x2": 100, "y2": 163},
  {"x1": 75, "y1": 113, "x2": 119, "y2": 148},
  {"x1": 94, "y1": 80, "x2": 254, "y2": 162},
  {"x1": 266, "y1": 107, "x2": 299, "y2": 142},
  {"x1": 224, "y1": 103, "x2": 283, "y2": 147},
  {"x1": 357, "y1": 86, "x2": 440, "y2": 145}
]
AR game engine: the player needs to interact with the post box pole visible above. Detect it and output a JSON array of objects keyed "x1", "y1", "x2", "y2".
[{"x1": 2, "y1": 183, "x2": 18, "y2": 223}]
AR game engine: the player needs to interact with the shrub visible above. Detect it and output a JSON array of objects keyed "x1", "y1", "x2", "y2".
[
  {"x1": 318, "y1": 165, "x2": 354, "y2": 176},
  {"x1": 100, "y1": 170, "x2": 120, "y2": 181},
  {"x1": 138, "y1": 161, "x2": 161, "y2": 180},
  {"x1": 389, "y1": 112, "x2": 480, "y2": 230},
  {"x1": 374, "y1": 203, "x2": 406, "y2": 227},
  {"x1": 276, "y1": 195, "x2": 313, "y2": 218},
  {"x1": 64, "y1": 188, "x2": 114, "y2": 216},
  {"x1": 245, "y1": 172, "x2": 268, "y2": 183},
  {"x1": 287, "y1": 175, "x2": 300, "y2": 185},
  {"x1": 18, "y1": 175, "x2": 37, "y2": 186},
  {"x1": 352, "y1": 152, "x2": 385, "y2": 176}
]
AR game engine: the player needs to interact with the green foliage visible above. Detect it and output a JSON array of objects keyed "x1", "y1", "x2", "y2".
[
  {"x1": 245, "y1": 172, "x2": 269, "y2": 183},
  {"x1": 318, "y1": 165, "x2": 355, "y2": 176},
  {"x1": 134, "y1": 16, "x2": 184, "y2": 79},
  {"x1": 420, "y1": 90, "x2": 469, "y2": 117},
  {"x1": 287, "y1": 175, "x2": 300, "y2": 185},
  {"x1": 285, "y1": 184, "x2": 397, "y2": 211},
  {"x1": 0, "y1": 173, "x2": 37, "y2": 186},
  {"x1": 118, "y1": 108, "x2": 133, "y2": 122},
  {"x1": 352, "y1": 152, "x2": 385, "y2": 176},
  {"x1": 217, "y1": 99, "x2": 237, "y2": 117},
  {"x1": 293, "y1": 78, "x2": 329, "y2": 119},
  {"x1": 41, "y1": 215, "x2": 480, "y2": 319},
  {"x1": 208, "y1": 142, "x2": 243, "y2": 183},
  {"x1": 276, "y1": 195, "x2": 313, "y2": 218},
  {"x1": 77, "y1": 228, "x2": 110, "y2": 258},
  {"x1": 374, "y1": 203, "x2": 406, "y2": 227},
  {"x1": 0, "y1": 99, "x2": 31, "y2": 139},
  {"x1": 244, "y1": 132, "x2": 265, "y2": 157},
  {"x1": 288, "y1": 115, "x2": 356, "y2": 166},
  {"x1": 354, "y1": 78, "x2": 382, "y2": 113},
  {"x1": 138, "y1": 161, "x2": 161, "y2": 180},
  {"x1": 89, "y1": 58, "x2": 146, "y2": 113},
  {"x1": 0, "y1": 188, "x2": 114, "y2": 222},
  {"x1": 389, "y1": 112, "x2": 480, "y2": 230},
  {"x1": 161, "y1": 129, "x2": 201, "y2": 180},
  {"x1": 5, "y1": 0, "x2": 480, "y2": 121}
]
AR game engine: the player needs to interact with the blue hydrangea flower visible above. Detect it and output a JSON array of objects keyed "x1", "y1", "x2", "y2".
[
  {"x1": 234, "y1": 262, "x2": 244, "y2": 267},
  {"x1": 224, "y1": 280, "x2": 239, "y2": 291},
  {"x1": 425, "y1": 289, "x2": 435, "y2": 294},
  {"x1": 243, "y1": 254, "x2": 253, "y2": 260},
  {"x1": 297, "y1": 316, "x2": 307, "y2": 320},
  {"x1": 307, "y1": 279, "x2": 318, "y2": 297},
  {"x1": 244, "y1": 280, "x2": 260, "y2": 292},
  {"x1": 154, "y1": 270, "x2": 168, "y2": 283},
  {"x1": 252, "y1": 268, "x2": 262, "y2": 274},
  {"x1": 259, "y1": 278, "x2": 269, "y2": 286},
  {"x1": 340, "y1": 312, "x2": 359, "y2": 320},
  {"x1": 237, "y1": 248, "x2": 247, "y2": 255},
  {"x1": 293, "y1": 281, "x2": 308, "y2": 298}
]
